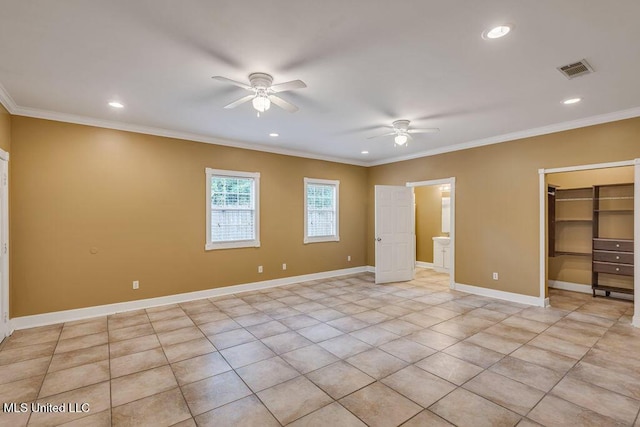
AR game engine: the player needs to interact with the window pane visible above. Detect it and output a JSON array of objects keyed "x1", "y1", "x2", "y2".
[
  {"x1": 308, "y1": 210, "x2": 335, "y2": 237},
  {"x1": 306, "y1": 182, "x2": 337, "y2": 238},
  {"x1": 210, "y1": 175, "x2": 256, "y2": 243},
  {"x1": 211, "y1": 210, "x2": 254, "y2": 242}
]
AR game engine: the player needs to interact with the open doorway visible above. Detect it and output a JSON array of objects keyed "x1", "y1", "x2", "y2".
[
  {"x1": 408, "y1": 178, "x2": 455, "y2": 289},
  {"x1": 539, "y1": 159, "x2": 639, "y2": 326}
]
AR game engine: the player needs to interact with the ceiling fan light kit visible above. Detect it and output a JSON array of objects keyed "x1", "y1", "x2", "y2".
[
  {"x1": 394, "y1": 134, "x2": 408, "y2": 146},
  {"x1": 252, "y1": 92, "x2": 271, "y2": 112}
]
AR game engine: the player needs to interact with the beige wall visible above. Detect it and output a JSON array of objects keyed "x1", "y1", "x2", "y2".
[
  {"x1": 7, "y1": 112, "x2": 640, "y2": 316},
  {"x1": 368, "y1": 117, "x2": 640, "y2": 297},
  {"x1": 10, "y1": 117, "x2": 368, "y2": 316},
  {"x1": 415, "y1": 185, "x2": 443, "y2": 263},
  {"x1": 548, "y1": 166, "x2": 634, "y2": 288},
  {"x1": 0, "y1": 104, "x2": 9, "y2": 153}
]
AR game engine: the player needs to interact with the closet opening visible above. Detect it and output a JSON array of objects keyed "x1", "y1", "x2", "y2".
[{"x1": 539, "y1": 160, "x2": 639, "y2": 326}]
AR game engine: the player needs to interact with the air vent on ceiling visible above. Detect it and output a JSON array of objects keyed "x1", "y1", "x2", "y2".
[{"x1": 557, "y1": 59, "x2": 594, "y2": 79}]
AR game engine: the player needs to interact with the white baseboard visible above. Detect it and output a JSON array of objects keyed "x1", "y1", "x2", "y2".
[
  {"x1": 365, "y1": 265, "x2": 375, "y2": 273},
  {"x1": 11, "y1": 266, "x2": 369, "y2": 331},
  {"x1": 453, "y1": 282, "x2": 545, "y2": 307},
  {"x1": 548, "y1": 280, "x2": 633, "y2": 301},
  {"x1": 415, "y1": 261, "x2": 434, "y2": 269}
]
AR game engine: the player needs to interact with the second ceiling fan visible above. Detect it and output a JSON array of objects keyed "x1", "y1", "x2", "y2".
[
  {"x1": 212, "y1": 73, "x2": 306, "y2": 115},
  {"x1": 369, "y1": 120, "x2": 439, "y2": 146}
]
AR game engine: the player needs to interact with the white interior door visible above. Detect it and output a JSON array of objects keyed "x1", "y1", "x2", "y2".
[
  {"x1": 375, "y1": 185, "x2": 415, "y2": 284},
  {"x1": 0, "y1": 156, "x2": 8, "y2": 340}
]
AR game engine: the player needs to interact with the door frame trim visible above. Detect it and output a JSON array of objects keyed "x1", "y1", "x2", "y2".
[
  {"x1": 0, "y1": 149, "x2": 8, "y2": 340},
  {"x1": 407, "y1": 177, "x2": 456, "y2": 289}
]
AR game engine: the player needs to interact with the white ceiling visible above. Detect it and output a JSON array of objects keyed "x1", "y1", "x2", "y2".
[{"x1": 1, "y1": 1, "x2": 640, "y2": 165}]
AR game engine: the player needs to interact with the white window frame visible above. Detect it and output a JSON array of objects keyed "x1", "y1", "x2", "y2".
[
  {"x1": 304, "y1": 177, "x2": 340, "y2": 244},
  {"x1": 205, "y1": 168, "x2": 260, "y2": 250}
]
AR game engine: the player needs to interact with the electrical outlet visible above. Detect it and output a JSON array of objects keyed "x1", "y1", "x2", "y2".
[
  {"x1": 282, "y1": 263, "x2": 287, "y2": 270},
  {"x1": 492, "y1": 272, "x2": 498, "y2": 280},
  {"x1": 133, "y1": 280, "x2": 139, "y2": 290},
  {"x1": 258, "y1": 266, "x2": 263, "y2": 273},
  {"x1": 347, "y1": 255, "x2": 351, "y2": 262}
]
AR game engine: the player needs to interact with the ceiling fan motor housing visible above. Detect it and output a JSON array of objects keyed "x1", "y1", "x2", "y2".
[
  {"x1": 392, "y1": 119, "x2": 411, "y2": 131},
  {"x1": 249, "y1": 73, "x2": 273, "y2": 90}
]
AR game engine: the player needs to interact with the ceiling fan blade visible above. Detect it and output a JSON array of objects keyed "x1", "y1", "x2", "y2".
[
  {"x1": 223, "y1": 94, "x2": 255, "y2": 109},
  {"x1": 270, "y1": 80, "x2": 307, "y2": 93},
  {"x1": 408, "y1": 128, "x2": 440, "y2": 134},
  {"x1": 212, "y1": 76, "x2": 253, "y2": 91},
  {"x1": 269, "y1": 95, "x2": 299, "y2": 113},
  {"x1": 367, "y1": 131, "x2": 396, "y2": 140}
]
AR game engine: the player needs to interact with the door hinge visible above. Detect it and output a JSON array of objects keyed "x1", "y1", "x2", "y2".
[
  {"x1": 3, "y1": 243, "x2": 6, "y2": 254},
  {"x1": 2, "y1": 173, "x2": 6, "y2": 186},
  {"x1": 3, "y1": 312, "x2": 7, "y2": 323}
]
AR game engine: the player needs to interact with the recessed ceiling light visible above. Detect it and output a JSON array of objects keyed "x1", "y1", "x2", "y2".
[
  {"x1": 108, "y1": 101, "x2": 124, "y2": 108},
  {"x1": 361, "y1": 151, "x2": 369, "y2": 154},
  {"x1": 563, "y1": 97, "x2": 582, "y2": 105},
  {"x1": 269, "y1": 133, "x2": 279, "y2": 137},
  {"x1": 482, "y1": 24, "x2": 513, "y2": 40}
]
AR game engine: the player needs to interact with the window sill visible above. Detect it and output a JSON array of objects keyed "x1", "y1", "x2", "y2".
[
  {"x1": 304, "y1": 236, "x2": 340, "y2": 244},
  {"x1": 205, "y1": 240, "x2": 260, "y2": 251}
]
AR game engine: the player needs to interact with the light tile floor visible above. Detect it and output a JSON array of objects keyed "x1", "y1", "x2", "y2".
[{"x1": 0, "y1": 269, "x2": 638, "y2": 426}]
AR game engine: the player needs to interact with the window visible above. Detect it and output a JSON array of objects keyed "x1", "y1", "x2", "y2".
[
  {"x1": 205, "y1": 168, "x2": 260, "y2": 250},
  {"x1": 304, "y1": 178, "x2": 339, "y2": 244}
]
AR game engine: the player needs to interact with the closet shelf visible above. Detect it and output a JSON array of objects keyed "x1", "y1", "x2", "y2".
[
  {"x1": 556, "y1": 198, "x2": 593, "y2": 202},
  {"x1": 555, "y1": 219, "x2": 592, "y2": 222},
  {"x1": 555, "y1": 251, "x2": 591, "y2": 257},
  {"x1": 594, "y1": 209, "x2": 634, "y2": 213}
]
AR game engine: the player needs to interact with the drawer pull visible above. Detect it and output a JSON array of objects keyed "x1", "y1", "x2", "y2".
[
  {"x1": 616, "y1": 256, "x2": 620, "y2": 260},
  {"x1": 616, "y1": 244, "x2": 620, "y2": 248},
  {"x1": 616, "y1": 267, "x2": 620, "y2": 271}
]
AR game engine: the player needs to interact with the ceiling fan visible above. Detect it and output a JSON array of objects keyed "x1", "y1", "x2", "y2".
[
  {"x1": 212, "y1": 72, "x2": 306, "y2": 115},
  {"x1": 368, "y1": 120, "x2": 439, "y2": 146}
]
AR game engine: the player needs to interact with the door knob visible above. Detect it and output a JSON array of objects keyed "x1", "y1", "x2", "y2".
[{"x1": 375, "y1": 237, "x2": 382, "y2": 242}]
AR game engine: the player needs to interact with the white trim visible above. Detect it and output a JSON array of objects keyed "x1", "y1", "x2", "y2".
[
  {"x1": 303, "y1": 177, "x2": 340, "y2": 244},
  {"x1": 365, "y1": 265, "x2": 376, "y2": 273},
  {"x1": 10, "y1": 266, "x2": 370, "y2": 331},
  {"x1": 0, "y1": 82, "x2": 17, "y2": 113},
  {"x1": 406, "y1": 178, "x2": 453, "y2": 187},
  {"x1": 205, "y1": 169, "x2": 260, "y2": 251},
  {"x1": 543, "y1": 160, "x2": 635, "y2": 174},
  {"x1": 369, "y1": 106, "x2": 640, "y2": 167},
  {"x1": 635, "y1": 159, "x2": 640, "y2": 327},
  {"x1": 539, "y1": 170, "x2": 547, "y2": 304},
  {"x1": 548, "y1": 280, "x2": 634, "y2": 301},
  {"x1": 453, "y1": 282, "x2": 546, "y2": 307},
  {"x1": 415, "y1": 261, "x2": 434, "y2": 269},
  {"x1": 0, "y1": 153, "x2": 8, "y2": 340},
  {"x1": 406, "y1": 177, "x2": 456, "y2": 290}
]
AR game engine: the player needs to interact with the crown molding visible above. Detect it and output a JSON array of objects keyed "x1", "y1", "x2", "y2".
[
  {"x1": 3, "y1": 78, "x2": 640, "y2": 168},
  {"x1": 0, "y1": 83, "x2": 17, "y2": 113},
  {"x1": 8, "y1": 104, "x2": 369, "y2": 167},
  {"x1": 366, "y1": 106, "x2": 640, "y2": 167}
]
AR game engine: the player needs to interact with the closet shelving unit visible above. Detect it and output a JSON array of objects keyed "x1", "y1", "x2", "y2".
[
  {"x1": 592, "y1": 183, "x2": 634, "y2": 297},
  {"x1": 552, "y1": 187, "x2": 593, "y2": 258}
]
